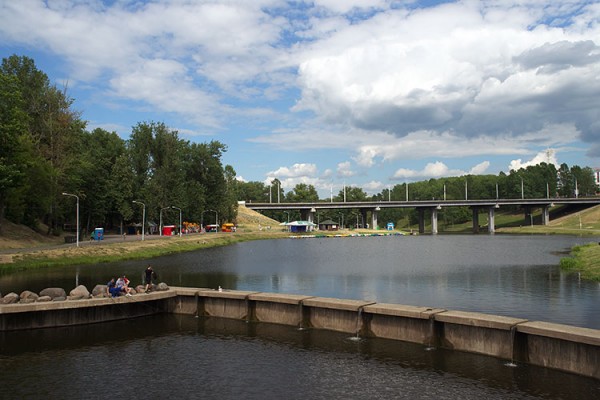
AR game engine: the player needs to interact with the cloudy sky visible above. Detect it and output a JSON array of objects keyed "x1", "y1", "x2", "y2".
[{"x1": 1, "y1": 0, "x2": 599, "y2": 197}]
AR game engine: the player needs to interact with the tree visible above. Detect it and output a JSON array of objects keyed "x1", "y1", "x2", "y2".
[
  {"x1": 222, "y1": 165, "x2": 239, "y2": 223},
  {"x1": 237, "y1": 181, "x2": 269, "y2": 203},
  {"x1": 557, "y1": 163, "x2": 573, "y2": 197},
  {"x1": 78, "y1": 128, "x2": 127, "y2": 233},
  {"x1": 2, "y1": 54, "x2": 86, "y2": 234},
  {"x1": 571, "y1": 166, "x2": 597, "y2": 197},
  {"x1": 286, "y1": 183, "x2": 319, "y2": 202},
  {"x1": 0, "y1": 72, "x2": 28, "y2": 233}
]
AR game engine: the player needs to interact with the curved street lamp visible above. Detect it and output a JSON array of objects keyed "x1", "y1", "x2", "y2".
[
  {"x1": 62, "y1": 192, "x2": 79, "y2": 247},
  {"x1": 132, "y1": 200, "x2": 145, "y2": 241},
  {"x1": 171, "y1": 206, "x2": 182, "y2": 237}
]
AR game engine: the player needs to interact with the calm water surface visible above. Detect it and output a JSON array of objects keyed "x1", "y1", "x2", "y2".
[
  {"x1": 1, "y1": 234, "x2": 599, "y2": 398},
  {"x1": 0, "y1": 315, "x2": 598, "y2": 399},
  {"x1": 2, "y1": 234, "x2": 599, "y2": 328}
]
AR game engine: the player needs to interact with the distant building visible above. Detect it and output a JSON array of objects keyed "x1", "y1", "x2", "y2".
[{"x1": 318, "y1": 220, "x2": 339, "y2": 231}]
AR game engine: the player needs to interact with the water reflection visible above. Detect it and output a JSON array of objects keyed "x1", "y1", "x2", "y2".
[{"x1": 0, "y1": 315, "x2": 597, "y2": 399}]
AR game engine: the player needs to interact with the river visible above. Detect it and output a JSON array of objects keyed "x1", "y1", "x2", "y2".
[{"x1": 0, "y1": 234, "x2": 599, "y2": 398}]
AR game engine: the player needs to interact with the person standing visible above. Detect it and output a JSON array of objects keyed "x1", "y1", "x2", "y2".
[{"x1": 144, "y1": 265, "x2": 154, "y2": 293}]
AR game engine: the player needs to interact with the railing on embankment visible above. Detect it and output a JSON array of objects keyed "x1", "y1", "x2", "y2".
[{"x1": 1, "y1": 287, "x2": 598, "y2": 380}]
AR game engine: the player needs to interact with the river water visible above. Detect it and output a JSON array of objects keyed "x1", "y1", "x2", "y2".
[{"x1": 1, "y1": 234, "x2": 599, "y2": 398}]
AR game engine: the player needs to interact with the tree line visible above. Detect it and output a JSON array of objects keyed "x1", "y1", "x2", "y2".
[
  {"x1": 235, "y1": 162, "x2": 598, "y2": 229},
  {"x1": 2, "y1": 54, "x2": 596, "y2": 235},
  {"x1": 0, "y1": 55, "x2": 237, "y2": 236}
]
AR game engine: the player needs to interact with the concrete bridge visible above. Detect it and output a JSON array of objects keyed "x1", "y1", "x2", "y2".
[{"x1": 244, "y1": 197, "x2": 600, "y2": 234}]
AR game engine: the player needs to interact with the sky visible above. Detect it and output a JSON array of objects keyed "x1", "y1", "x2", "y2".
[{"x1": 1, "y1": 0, "x2": 599, "y2": 198}]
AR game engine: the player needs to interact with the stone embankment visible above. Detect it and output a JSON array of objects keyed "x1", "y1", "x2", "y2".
[
  {"x1": 0, "y1": 282, "x2": 170, "y2": 304},
  {"x1": 1, "y1": 287, "x2": 598, "y2": 380}
]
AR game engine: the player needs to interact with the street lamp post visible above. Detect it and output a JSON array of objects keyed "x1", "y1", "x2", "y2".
[
  {"x1": 159, "y1": 206, "x2": 170, "y2": 237},
  {"x1": 62, "y1": 192, "x2": 79, "y2": 247},
  {"x1": 171, "y1": 206, "x2": 182, "y2": 237},
  {"x1": 132, "y1": 200, "x2": 145, "y2": 241}
]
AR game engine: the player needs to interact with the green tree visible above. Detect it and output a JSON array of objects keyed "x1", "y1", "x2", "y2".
[
  {"x1": 77, "y1": 128, "x2": 127, "y2": 233},
  {"x1": 237, "y1": 181, "x2": 268, "y2": 203},
  {"x1": 286, "y1": 183, "x2": 319, "y2": 202},
  {"x1": 109, "y1": 152, "x2": 135, "y2": 230},
  {"x1": 0, "y1": 72, "x2": 28, "y2": 233},
  {"x1": 2, "y1": 55, "x2": 86, "y2": 234},
  {"x1": 222, "y1": 165, "x2": 239, "y2": 223},
  {"x1": 571, "y1": 166, "x2": 597, "y2": 197},
  {"x1": 557, "y1": 163, "x2": 573, "y2": 197}
]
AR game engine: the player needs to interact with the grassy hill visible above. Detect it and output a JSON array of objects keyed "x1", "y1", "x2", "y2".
[
  {"x1": 0, "y1": 220, "x2": 62, "y2": 250},
  {"x1": 236, "y1": 203, "x2": 281, "y2": 230},
  {"x1": 498, "y1": 204, "x2": 600, "y2": 235}
]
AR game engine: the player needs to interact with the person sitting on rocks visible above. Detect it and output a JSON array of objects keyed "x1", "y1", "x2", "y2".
[
  {"x1": 107, "y1": 278, "x2": 122, "y2": 298},
  {"x1": 116, "y1": 275, "x2": 132, "y2": 297}
]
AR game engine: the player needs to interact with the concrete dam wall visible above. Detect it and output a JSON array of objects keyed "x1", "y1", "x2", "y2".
[{"x1": 1, "y1": 287, "x2": 598, "y2": 380}]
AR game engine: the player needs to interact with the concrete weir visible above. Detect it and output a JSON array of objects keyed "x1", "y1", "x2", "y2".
[{"x1": 1, "y1": 287, "x2": 598, "y2": 380}]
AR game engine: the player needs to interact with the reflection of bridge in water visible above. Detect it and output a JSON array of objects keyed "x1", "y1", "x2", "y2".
[{"x1": 245, "y1": 198, "x2": 600, "y2": 234}]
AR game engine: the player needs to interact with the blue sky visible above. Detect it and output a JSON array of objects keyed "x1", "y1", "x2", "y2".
[{"x1": 1, "y1": 0, "x2": 599, "y2": 197}]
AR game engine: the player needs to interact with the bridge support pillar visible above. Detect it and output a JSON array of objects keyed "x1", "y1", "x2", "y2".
[
  {"x1": 524, "y1": 207, "x2": 533, "y2": 226},
  {"x1": 542, "y1": 206, "x2": 550, "y2": 225},
  {"x1": 418, "y1": 209, "x2": 425, "y2": 234},
  {"x1": 472, "y1": 208, "x2": 479, "y2": 233},
  {"x1": 301, "y1": 209, "x2": 316, "y2": 225},
  {"x1": 488, "y1": 207, "x2": 496, "y2": 234},
  {"x1": 371, "y1": 208, "x2": 379, "y2": 230},
  {"x1": 431, "y1": 208, "x2": 438, "y2": 235},
  {"x1": 360, "y1": 209, "x2": 368, "y2": 229}
]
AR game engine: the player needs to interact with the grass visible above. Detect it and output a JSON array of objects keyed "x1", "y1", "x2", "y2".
[
  {"x1": 559, "y1": 243, "x2": 600, "y2": 282},
  {"x1": 4, "y1": 230, "x2": 290, "y2": 271}
]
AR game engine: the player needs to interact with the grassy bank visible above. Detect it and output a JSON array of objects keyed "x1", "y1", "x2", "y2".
[
  {"x1": 559, "y1": 243, "x2": 600, "y2": 282},
  {"x1": 2, "y1": 229, "x2": 291, "y2": 271}
]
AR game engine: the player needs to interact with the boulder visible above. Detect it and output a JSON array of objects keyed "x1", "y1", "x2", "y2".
[
  {"x1": 92, "y1": 284, "x2": 109, "y2": 297},
  {"x1": 157, "y1": 282, "x2": 169, "y2": 291},
  {"x1": 1, "y1": 292, "x2": 19, "y2": 304},
  {"x1": 39, "y1": 287, "x2": 66, "y2": 300},
  {"x1": 37, "y1": 296, "x2": 52, "y2": 302},
  {"x1": 68, "y1": 285, "x2": 90, "y2": 300},
  {"x1": 53, "y1": 296, "x2": 66, "y2": 302},
  {"x1": 20, "y1": 290, "x2": 39, "y2": 301},
  {"x1": 135, "y1": 285, "x2": 146, "y2": 293}
]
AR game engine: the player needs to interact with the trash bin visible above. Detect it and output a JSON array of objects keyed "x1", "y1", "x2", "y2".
[{"x1": 92, "y1": 228, "x2": 104, "y2": 240}]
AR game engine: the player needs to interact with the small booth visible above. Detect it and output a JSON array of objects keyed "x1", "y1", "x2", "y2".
[
  {"x1": 92, "y1": 228, "x2": 104, "y2": 240},
  {"x1": 387, "y1": 222, "x2": 395, "y2": 231},
  {"x1": 286, "y1": 221, "x2": 316, "y2": 233},
  {"x1": 318, "y1": 219, "x2": 339, "y2": 231},
  {"x1": 221, "y1": 223, "x2": 236, "y2": 232},
  {"x1": 162, "y1": 225, "x2": 176, "y2": 236},
  {"x1": 205, "y1": 224, "x2": 218, "y2": 232}
]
